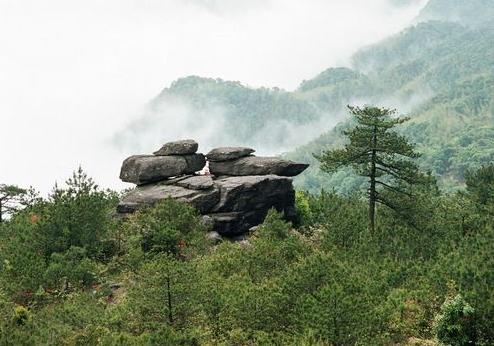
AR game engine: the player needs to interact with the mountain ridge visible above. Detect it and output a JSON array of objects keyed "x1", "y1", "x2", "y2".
[{"x1": 115, "y1": 0, "x2": 494, "y2": 193}]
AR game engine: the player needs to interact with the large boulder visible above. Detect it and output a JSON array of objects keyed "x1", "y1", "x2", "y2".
[
  {"x1": 153, "y1": 139, "x2": 198, "y2": 156},
  {"x1": 212, "y1": 175, "x2": 294, "y2": 212},
  {"x1": 209, "y1": 156, "x2": 309, "y2": 177},
  {"x1": 120, "y1": 154, "x2": 205, "y2": 184},
  {"x1": 117, "y1": 183, "x2": 220, "y2": 214},
  {"x1": 207, "y1": 147, "x2": 255, "y2": 161}
]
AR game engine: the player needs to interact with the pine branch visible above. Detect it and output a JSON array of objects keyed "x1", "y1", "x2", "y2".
[{"x1": 375, "y1": 180, "x2": 412, "y2": 197}]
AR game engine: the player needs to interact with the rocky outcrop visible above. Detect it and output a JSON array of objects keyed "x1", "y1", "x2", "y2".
[
  {"x1": 206, "y1": 147, "x2": 255, "y2": 161},
  {"x1": 209, "y1": 156, "x2": 309, "y2": 177},
  {"x1": 117, "y1": 141, "x2": 309, "y2": 236},
  {"x1": 120, "y1": 153, "x2": 205, "y2": 185},
  {"x1": 153, "y1": 139, "x2": 198, "y2": 156}
]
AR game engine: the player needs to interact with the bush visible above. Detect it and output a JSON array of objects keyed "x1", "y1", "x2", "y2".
[
  {"x1": 12, "y1": 305, "x2": 31, "y2": 326},
  {"x1": 257, "y1": 209, "x2": 292, "y2": 240},
  {"x1": 37, "y1": 167, "x2": 118, "y2": 259},
  {"x1": 124, "y1": 198, "x2": 206, "y2": 257},
  {"x1": 433, "y1": 294, "x2": 476, "y2": 346},
  {"x1": 44, "y1": 246, "x2": 98, "y2": 289}
]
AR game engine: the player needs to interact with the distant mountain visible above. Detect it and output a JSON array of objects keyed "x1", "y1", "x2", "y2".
[
  {"x1": 115, "y1": 0, "x2": 494, "y2": 193},
  {"x1": 287, "y1": 18, "x2": 494, "y2": 193},
  {"x1": 114, "y1": 76, "x2": 331, "y2": 155},
  {"x1": 417, "y1": 0, "x2": 494, "y2": 27}
]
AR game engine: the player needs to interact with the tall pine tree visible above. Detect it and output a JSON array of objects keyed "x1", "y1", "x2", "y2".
[{"x1": 316, "y1": 106, "x2": 424, "y2": 233}]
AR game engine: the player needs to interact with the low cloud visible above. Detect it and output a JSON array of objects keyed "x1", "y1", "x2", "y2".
[{"x1": 0, "y1": 0, "x2": 429, "y2": 194}]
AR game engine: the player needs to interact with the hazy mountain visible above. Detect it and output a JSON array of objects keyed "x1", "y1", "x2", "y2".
[
  {"x1": 417, "y1": 0, "x2": 494, "y2": 27},
  {"x1": 115, "y1": 0, "x2": 494, "y2": 192},
  {"x1": 113, "y1": 76, "x2": 333, "y2": 155},
  {"x1": 288, "y1": 16, "x2": 494, "y2": 192}
]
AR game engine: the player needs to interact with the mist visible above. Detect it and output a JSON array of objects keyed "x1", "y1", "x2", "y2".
[{"x1": 0, "y1": 0, "x2": 428, "y2": 194}]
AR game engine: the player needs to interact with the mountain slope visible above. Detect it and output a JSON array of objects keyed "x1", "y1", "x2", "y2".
[
  {"x1": 287, "y1": 19, "x2": 494, "y2": 193},
  {"x1": 417, "y1": 0, "x2": 494, "y2": 28}
]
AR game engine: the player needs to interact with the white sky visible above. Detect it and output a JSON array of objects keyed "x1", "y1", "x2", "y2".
[{"x1": 0, "y1": 0, "x2": 428, "y2": 194}]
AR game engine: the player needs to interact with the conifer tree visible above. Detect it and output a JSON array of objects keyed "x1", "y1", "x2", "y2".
[
  {"x1": 315, "y1": 106, "x2": 424, "y2": 233},
  {"x1": 0, "y1": 184, "x2": 31, "y2": 222}
]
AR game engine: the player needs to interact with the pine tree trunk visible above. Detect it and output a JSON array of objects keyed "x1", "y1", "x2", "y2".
[
  {"x1": 166, "y1": 275, "x2": 173, "y2": 325},
  {"x1": 369, "y1": 125, "x2": 378, "y2": 233}
]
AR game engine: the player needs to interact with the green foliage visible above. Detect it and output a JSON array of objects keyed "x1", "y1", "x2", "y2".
[
  {"x1": 257, "y1": 209, "x2": 291, "y2": 240},
  {"x1": 0, "y1": 184, "x2": 39, "y2": 222},
  {"x1": 465, "y1": 163, "x2": 494, "y2": 215},
  {"x1": 433, "y1": 294, "x2": 477, "y2": 346},
  {"x1": 123, "y1": 198, "x2": 206, "y2": 257},
  {"x1": 316, "y1": 105, "x2": 426, "y2": 232},
  {"x1": 1, "y1": 167, "x2": 494, "y2": 344},
  {"x1": 44, "y1": 246, "x2": 99, "y2": 289},
  {"x1": 38, "y1": 167, "x2": 118, "y2": 259},
  {"x1": 12, "y1": 305, "x2": 31, "y2": 326}
]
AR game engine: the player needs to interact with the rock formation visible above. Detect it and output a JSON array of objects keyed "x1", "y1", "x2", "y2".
[{"x1": 117, "y1": 140, "x2": 309, "y2": 237}]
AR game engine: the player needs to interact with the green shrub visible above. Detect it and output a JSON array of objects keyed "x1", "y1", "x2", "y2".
[
  {"x1": 37, "y1": 167, "x2": 118, "y2": 259},
  {"x1": 44, "y1": 246, "x2": 98, "y2": 289},
  {"x1": 12, "y1": 305, "x2": 31, "y2": 326},
  {"x1": 124, "y1": 198, "x2": 206, "y2": 257},
  {"x1": 433, "y1": 294, "x2": 476, "y2": 346},
  {"x1": 257, "y1": 208, "x2": 292, "y2": 240}
]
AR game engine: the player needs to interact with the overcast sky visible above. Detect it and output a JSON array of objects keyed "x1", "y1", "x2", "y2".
[{"x1": 0, "y1": 0, "x2": 428, "y2": 194}]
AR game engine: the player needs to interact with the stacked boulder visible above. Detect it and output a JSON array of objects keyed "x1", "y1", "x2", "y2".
[{"x1": 117, "y1": 140, "x2": 309, "y2": 237}]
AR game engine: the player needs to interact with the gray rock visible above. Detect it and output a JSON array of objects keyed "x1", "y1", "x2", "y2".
[
  {"x1": 248, "y1": 225, "x2": 259, "y2": 233},
  {"x1": 209, "y1": 156, "x2": 309, "y2": 177},
  {"x1": 117, "y1": 183, "x2": 220, "y2": 214},
  {"x1": 120, "y1": 155, "x2": 187, "y2": 184},
  {"x1": 207, "y1": 147, "x2": 255, "y2": 161},
  {"x1": 183, "y1": 154, "x2": 206, "y2": 174},
  {"x1": 213, "y1": 175, "x2": 294, "y2": 213},
  {"x1": 200, "y1": 215, "x2": 215, "y2": 229},
  {"x1": 206, "y1": 231, "x2": 222, "y2": 243},
  {"x1": 119, "y1": 154, "x2": 205, "y2": 185},
  {"x1": 117, "y1": 144, "x2": 304, "y2": 237},
  {"x1": 206, "y1": 210, "x2": 269, "y2": 236},
  {"x1": 176, "y1": 175, "x2": 214, "y2": 190},
  {"x1": 153, "y1": 139, "x2": 198, "y2": 156}
]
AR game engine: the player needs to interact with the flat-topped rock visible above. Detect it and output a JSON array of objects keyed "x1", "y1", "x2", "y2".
[
  {"x1": 120, "y1": 154, "x2": 205, "y2": 185},
  {"x1": 153, "y1": 139, "x2": 198, "y2": 156},
  {"x1": 209, "y1": 156, "x2": 309, "y2": 177},
  {"x1": 117, "y1": 183, "x2": 219, "y2": 214},
  {"x1": 206, "y1": 147, "x2": 255, "y2": 162}
]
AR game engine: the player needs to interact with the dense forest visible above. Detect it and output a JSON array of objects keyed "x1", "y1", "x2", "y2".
[
  {"x1": 1, "y1": 161, "x2": 493, "y2": 345},
  {"x1": 2, "y1": 106, "x2": 494, "y2": 344}
]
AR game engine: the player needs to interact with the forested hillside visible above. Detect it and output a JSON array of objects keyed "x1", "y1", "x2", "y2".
[
  {"x1": 288, "y1": 16, "x2": 494, "y2": 193},
  {"x1": 1, "y1": 163, "x2": 494, "y2": 344}
]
